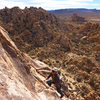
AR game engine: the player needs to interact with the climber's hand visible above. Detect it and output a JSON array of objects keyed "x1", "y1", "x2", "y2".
[{"x1": 43, "y1": 79, "x2": 46, "y2": 82}]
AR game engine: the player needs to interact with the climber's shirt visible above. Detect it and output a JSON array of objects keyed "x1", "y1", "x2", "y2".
[{"x1": 47, "y1": 72, "x2": 61, "y2": 85}]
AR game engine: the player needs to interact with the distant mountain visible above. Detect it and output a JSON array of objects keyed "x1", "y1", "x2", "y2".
[
  {"x1": 48, "y1": 8, "x2": 100, "y2": 14},
  {"x1": 48, "y1": 8, "x2": 100, "y2": 22}
]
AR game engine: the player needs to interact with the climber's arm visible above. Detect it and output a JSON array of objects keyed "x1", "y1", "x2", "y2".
[{"x1": 46, "y1": 73, "x2": 52, "y2": 80}]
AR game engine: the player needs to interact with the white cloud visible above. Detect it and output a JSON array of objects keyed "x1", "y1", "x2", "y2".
[
  {"x1": 0, "y1": 0, "x2": 28, "y2": 9},
  {"x1": 30, "y1": 0, "x2": 96, "y2": 10},
  {"x1": 72, "y1": 0, "x2": 93, "y2": 1},
  {"x1": 0, "y1": 0, "x2": 99, "y2": 10}
]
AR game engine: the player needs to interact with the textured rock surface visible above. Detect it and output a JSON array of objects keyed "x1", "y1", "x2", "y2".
[
  {"x1": 0, "y1": 26, "x2": 63, "y2": 100},
  {"x1": 1, "y1": 7, "x2": 100, "y2": 100},
  {"x1": 0, "y1": 26, "x2": 84, "y2": 100},
  {"x1": 0, "y1": 7, "x2": 72, "y2": 52},
  {"x1": 28, "y1": 22, "x2": 100, "y2": 100}
]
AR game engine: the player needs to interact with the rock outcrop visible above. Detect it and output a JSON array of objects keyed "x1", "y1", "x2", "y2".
[
  {"x1": 0, "y1": 26, "x2": 61, "y2": 100},
  {"x1": 0, "y1": 7, "x2": 72, "y2": 52},
  {"x1": 0, "y1": 26, "x2": 85, "y2": 100},
  {"x1": 70, "y1": 13, "x2": 86, "y2": 23}
]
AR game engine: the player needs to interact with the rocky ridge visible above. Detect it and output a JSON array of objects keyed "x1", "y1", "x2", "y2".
[{"x1": 0, "y1": 7, "x2": 72, "y2": 52}]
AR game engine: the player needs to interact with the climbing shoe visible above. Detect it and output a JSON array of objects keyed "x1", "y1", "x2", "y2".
[{"x1": 60, "y1": 94, "x2": 64, "y2": 98}]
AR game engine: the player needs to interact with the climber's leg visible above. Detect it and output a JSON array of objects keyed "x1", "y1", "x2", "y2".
[
  {"x1": 56, "y1": 84, "x2": 64, "y2": 98},
  {"x1": 46, "y1": 80, "x2": 52, "y2": 86}
]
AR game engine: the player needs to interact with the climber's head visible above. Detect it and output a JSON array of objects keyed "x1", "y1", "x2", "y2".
[{"x1": 52, "y1": 67, "x2": 58, "y2": 74}]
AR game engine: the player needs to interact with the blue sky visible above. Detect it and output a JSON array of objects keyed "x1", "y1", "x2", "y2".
[{"x1": 0, "y1": 0, "x2": 100, "y2": 10}]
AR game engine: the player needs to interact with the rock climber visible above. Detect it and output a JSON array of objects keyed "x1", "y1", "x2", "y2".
[{"x1": 46, "y1": 67, "x2": 64, "y2": 98}]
